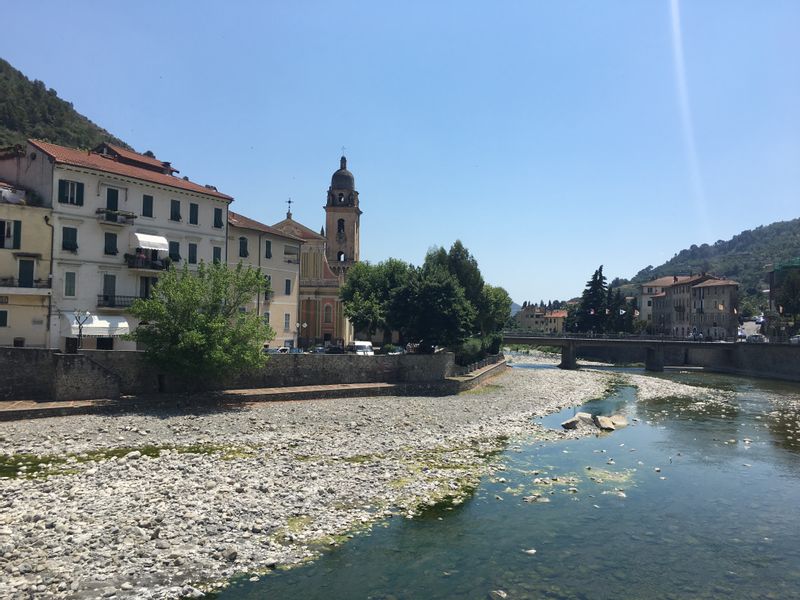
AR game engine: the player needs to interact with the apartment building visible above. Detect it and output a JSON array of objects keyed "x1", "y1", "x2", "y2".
[
  {"x1": 650, "y1": 274, "x2": 739, "y2": 339},
  {"x1": 0, "y1": 181, "x2": 52, "y2": 347},
  {"x1": 227, "y1": 211, "x2": 302, "y2": 348},
  {"x1": 0, "y1": 140, "x2": 232, "y2": 350}
]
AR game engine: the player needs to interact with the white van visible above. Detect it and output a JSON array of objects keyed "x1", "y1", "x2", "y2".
[{"x1": 350, "y1": 341, "x2": 374, "y2": 356}]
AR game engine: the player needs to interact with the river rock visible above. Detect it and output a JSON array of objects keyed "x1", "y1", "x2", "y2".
[
  {"x1": 593, "y1": 415, "x2": 616, "y2": 430},
  {"x1": 609, "y1": 414, "x2": 628, "y2": 428},
  {"x1": 561, "y1": 412, "x2": 594, "y2": 429}
]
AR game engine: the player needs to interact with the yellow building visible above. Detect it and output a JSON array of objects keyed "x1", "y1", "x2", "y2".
[{"x1": 0, "y1": 181, "x2": 52, "y2": 347}]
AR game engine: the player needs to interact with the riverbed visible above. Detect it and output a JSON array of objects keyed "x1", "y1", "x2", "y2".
[{"x1": 1, "y1": 355, "x2": 797, "y2": 599}]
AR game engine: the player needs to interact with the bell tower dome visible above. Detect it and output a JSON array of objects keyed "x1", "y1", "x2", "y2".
[{"x1": 325, "y1": 155, "x2": 361, "y2": 275}]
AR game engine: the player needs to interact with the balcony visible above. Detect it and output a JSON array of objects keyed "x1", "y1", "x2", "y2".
[
  {"x1": 96, "y1": 208, "x2": 137, "y2": 226},
  {"x1": 124, "y1": 253, "x2": 171, "y2": 271},
  {"x1": 97, "y1": 294, "x2": 143, "y2": 309},
  {"x1": 0, "y1": 276, "x2": 52, "y2": 295}
]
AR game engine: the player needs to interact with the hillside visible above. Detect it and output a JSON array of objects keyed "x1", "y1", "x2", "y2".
[
  {"x1": 0, "y1": 58, "x2": 130, "y2": 150},
  {"x1": 628, "y1": 217, "x2": 800, "y2": 307}
]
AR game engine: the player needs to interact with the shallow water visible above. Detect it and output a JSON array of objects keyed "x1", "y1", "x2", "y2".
[{"x1": 216, "y1": 368, "x2": 800, "y2": 599}]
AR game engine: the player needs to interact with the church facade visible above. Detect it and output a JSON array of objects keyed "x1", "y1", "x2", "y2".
[{"x1": 273, "y1": 156, "x2": 361, "y2": 348}]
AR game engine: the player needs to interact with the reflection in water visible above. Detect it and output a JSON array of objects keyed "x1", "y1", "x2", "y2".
[{"x1": 216, "y1": 372, "x2": 800, "y2": 600}]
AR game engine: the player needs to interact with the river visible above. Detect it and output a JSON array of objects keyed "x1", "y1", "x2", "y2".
[{"x1": 215, "y1": 366, "x2": 800, "y2": 599}]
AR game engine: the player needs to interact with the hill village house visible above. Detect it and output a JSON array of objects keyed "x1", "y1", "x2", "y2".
[{"x1": 0, "y1": 140, "x2": 359, "y2": 350}]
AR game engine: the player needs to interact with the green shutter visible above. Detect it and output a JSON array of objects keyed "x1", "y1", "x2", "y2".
[
  {"x1": 0, "y1": 310, "x2": 7, "y2": 327},
  {"x1": 58, "y1": 180, "x2": 67, "y2": 203},
  {"x1": 76, "y1": 183, "x2": 84, "y2": 206},
  {"x1": 12, "y1": 221, "x2": 21, "y2": 249}
]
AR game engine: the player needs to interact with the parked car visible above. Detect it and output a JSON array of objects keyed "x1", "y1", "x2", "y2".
[
  {"x1": 746, "y1": 334, "x2": 767, "y2": 344},
  {"x1": 789, "y1": 335, "x2": 800, "y2": 345},
  {"x1": 687, "y1": 332, "x2": 704, "y2": 341},
  {"x1": 325, "y1": 346, "x2": 344, "y2": 354},
  {"x1": 309, "y1": 345, "x2": 326, "y2": 354}
]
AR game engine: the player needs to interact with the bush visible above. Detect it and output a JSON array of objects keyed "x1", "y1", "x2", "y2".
[{"x1": 454, "y1": 337, "x2": 483, "y2": 366}]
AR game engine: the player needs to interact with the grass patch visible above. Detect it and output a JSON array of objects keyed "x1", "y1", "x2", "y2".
[{"x1": 461, "y1": 383, "x2": 502, "y2": 395}]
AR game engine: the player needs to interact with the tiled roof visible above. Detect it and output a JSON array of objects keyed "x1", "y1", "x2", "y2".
[
  {"x1": 272, "y1": 216, "x2": 326, "y2": 241},
  {"x1": 228, "y1": 211, "x2": 303, "y2": 242},
  {"x1": 548, "y1": 310, "x2": 568, "y2": 318},
  {"x1": 28, "y1": 139, "x2": 232, "y2": 201},
  {"x1": 692, "y1": 279, "x2": 739, "y2": 288},
  {"x1": 100, "y1": 142, "x2": 173, "y2": 171},
  {"x1": 642, "y1": 275, "x2": 693, "y2": 288},
  {"x1": 651, "y1": 292, "x2": 667, "y2": 298}
]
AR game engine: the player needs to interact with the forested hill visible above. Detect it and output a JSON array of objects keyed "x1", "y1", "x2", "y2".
[
  {"x1": 629, "y1": 218, "x2": 800, "y2": 302},
  {"x1": 0, "y1": 58, "x2": 130, "y2": 150}
]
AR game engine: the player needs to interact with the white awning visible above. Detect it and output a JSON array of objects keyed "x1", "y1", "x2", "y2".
[
  {"x1": 132, "y1": 232, "x2": 169, "y2": 252},
  {"x1": 62, "y1": 313, "x2": 130, "y2": 337}
]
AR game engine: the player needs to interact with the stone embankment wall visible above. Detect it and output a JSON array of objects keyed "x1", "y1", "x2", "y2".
[{"x1": 0, "y1": 349, "x2": 462, "y2": 401}]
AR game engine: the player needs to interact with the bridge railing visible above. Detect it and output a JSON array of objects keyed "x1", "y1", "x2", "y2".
[{"x1": 501, "y1": 330, "x2": 741, "y2": 343}]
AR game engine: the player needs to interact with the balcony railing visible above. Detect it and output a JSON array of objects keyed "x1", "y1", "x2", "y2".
[
  {"x1": 124, "y1": 254, "x2": 171, "y2": 271},
  {"x1": 95, "y1": 208, "x2": 137, "y2": 225},
  {"x1": 300, "y1": 278, "x2": 341, "y2": 288},
  {"x1": 0, "y1": 276, "x2": 51, "y2": 289},
  {"x1": 97, "y1": 294, "x2": 143, "y2": 308}
]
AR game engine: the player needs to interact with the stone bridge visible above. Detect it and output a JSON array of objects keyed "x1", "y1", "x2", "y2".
[{"x1": 501, "y1": 332, "x2": 732, "y2": 372}]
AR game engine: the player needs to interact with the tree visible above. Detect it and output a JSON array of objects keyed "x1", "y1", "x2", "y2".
[
  {"x1": 776, "y1": 269, "x2": 800, "y2": 326},
  {"x1": 576, "y1": 266, "x2": 608, "y2": 332},
  {"x1": 392, "y1": 264, "x2": 475, "y2": 351},
  {"x1": 127, "y1": 262, "x2": 274, "y2": 385},
  {"x1": 340, "y1": 259, "x2": 412, "y2": 339}
]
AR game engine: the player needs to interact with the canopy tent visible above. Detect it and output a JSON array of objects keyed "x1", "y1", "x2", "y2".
[
  {"x1": 61, "y1": 312, "x2": 130, "y2": 337},
  {"x1": 132, "y1": 232, "x2": 169, "y2": 252}
]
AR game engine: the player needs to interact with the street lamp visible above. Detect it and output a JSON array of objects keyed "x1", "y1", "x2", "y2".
[
  {"x1": 73, "y1": 309, "x2": 90, "y2": 350},
  {"x1": 295, "y1": 321, "x2": 307, "y2": 348}
]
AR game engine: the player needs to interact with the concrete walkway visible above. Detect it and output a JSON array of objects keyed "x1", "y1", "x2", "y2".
[{"x1": 0, "y1": 360, "x2": 508, "y2": 422}]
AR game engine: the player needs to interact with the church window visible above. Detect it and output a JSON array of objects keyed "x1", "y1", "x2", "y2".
[
  {"x1": 324, "y1": 304, "x2": 332, "y2": 323},
  {"x1": 337, "y1": 219, "x2": 345, "y2": 233},
  {"x1": 337, "y1": 251, "x2": 346, "y2": 262}
]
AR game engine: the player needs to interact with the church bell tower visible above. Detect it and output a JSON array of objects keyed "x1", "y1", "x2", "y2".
[{"x1": 325, "y1": 155, "x2": 361, "y2": 276}]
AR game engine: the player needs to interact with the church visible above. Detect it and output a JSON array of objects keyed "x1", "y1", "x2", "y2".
[{"x1": 273, "y1": 156, "x2": 361, "y2": 349}]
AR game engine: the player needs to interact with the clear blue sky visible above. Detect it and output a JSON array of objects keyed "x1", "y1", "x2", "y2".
[{"x1": 4, "y1": 1, "x2": 799, "y2": 303}]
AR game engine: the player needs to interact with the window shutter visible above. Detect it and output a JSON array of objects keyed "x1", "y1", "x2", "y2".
[
  {"x1": 76, "y1": 183, "x2": 84, "y2": 206},
  {"x1": 12, "y1": 221, "x2": 21, "y2": 249},
  {"x1": 58, "y1": 180, "x2": 67, "y2": 203},
  {"x1": 265, "y1": 240, "x2": 272, "y2": 259}
]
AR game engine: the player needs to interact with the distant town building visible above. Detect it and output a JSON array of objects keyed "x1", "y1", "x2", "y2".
[
  {"x1": 227, "y1": 211, "x2": 303, "y2": 349},
  {"x1": 0, "y1": 181, "x2": 52, "y2": 347},
  {"x1": 513, "y1": 306, "x2": 566, "y2": 334},
  {"x1": 650, "y1": 274, "x2": 739, "y2": 339},
  {"x1": 638, "y1": 275, "x2": 692, "y2": 325},
  {"x1": 767, "y1": 258, "x2": 800, "y2": 315},
  {"x1": 0, "y1": 140, "x2": 232, "y2": 350}
]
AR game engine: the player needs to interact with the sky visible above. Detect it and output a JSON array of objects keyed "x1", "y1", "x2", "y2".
[{"x1": 3, "y1": 1, "x2": 799, "y2": 303}]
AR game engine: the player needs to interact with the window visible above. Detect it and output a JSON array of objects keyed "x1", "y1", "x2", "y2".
[
  {"x1": 189, "y1": 203, "x2": 199, "y2": 225},
  {"x1": 284, "y1": 279, "x2": 291, "y2": 295},
  {"x1": 57, "y1": 180, "x2": 84, "y2": 205},
  {"x1": 263, "y1": 312, "x2": 270, "y2": 326},
  {"x1": 104, "y1": 232, "x2": 118, "y2": 255},
  {"x1": 169, "y1": 241, "x2": 181, "y2": 261},
  {"x1": 62, "y1": 227, "x2": 78, "y2": 252},
  {"x1": 105, "y1": 188, "x2": 119, "y2": 221},
  {"x1": 337, "y1": 218, "x2": 345, "y2": 233},
  {"x1": 0, "y1": 310, "x2": 6, "y2": 327},
  {"x1": 324, "y1": 304, "x2": 332, "y2": 323},
  {"x1": 102, "y1": 273, "x2": 116, "y2": 301},
  {"x1": 188, "y1": 243, "x2": 197, "y2": 264},
  {"x1": 142, "y1": 195, "x2": 154, "y2": 218},
  {"x1": 212, "y1": 246, "x2": 222, "y2": 264},
  {"x1": 265, "y1": 240, "x2": 272, "y2": 259},
  {"x1": 214, "y1": 207, "x2": 223, "y2": 228},
  {"x1": 64, "y1": 272, "x2": 76, "y2": 297},
  {"x1": 170, "y1": 199, "x2": 181, "y2": 221},
  {"x1": 239, "y1": 236, "x2": 248, "y2": 258},
  {"x1": 337, "y1": 251, "x2": 346, "y2": 262},
  {"x1": 0, "y1": 220, "x2": 21, "y2": 249},
  {"x1": 284, "y1": 313, "x2": 291, "y2": 331}
]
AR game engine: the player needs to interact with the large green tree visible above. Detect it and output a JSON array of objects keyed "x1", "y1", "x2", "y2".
[
  {"x1": 128, "y1": 262, "x2": 274, "y2": 384},
  {"x1": 576, "y1": 266, "x2": 608, "y2": 332},
  {"x1": 340, "y1": 259, "x2": 412, "y2": 338},
  {"x1": 392, "y1": 263, "x2": 476, "y2": 351}
]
